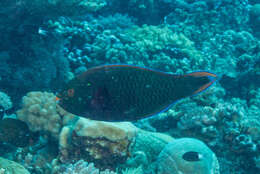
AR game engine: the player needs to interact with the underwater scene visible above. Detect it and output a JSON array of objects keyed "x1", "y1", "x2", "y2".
[{"x1": 0, "y1": 0, "x2": 260, "y2": 174}]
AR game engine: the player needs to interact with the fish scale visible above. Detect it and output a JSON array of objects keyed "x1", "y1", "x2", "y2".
[{"x1": 57, "y1": 65, "x2": 217, "y2": 121}]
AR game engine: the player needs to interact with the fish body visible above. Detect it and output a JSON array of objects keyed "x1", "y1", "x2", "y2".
[{"x1": 57, "y1": 65, "x2": 218, "y2": 121}]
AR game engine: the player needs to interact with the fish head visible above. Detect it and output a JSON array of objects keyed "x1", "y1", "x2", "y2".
[
  {"x1": 184, "y1": 71, "x2": 218, "y2": 96},
  {"x1": 56, "y1": 77, "x2": 94, "y2": 116}
]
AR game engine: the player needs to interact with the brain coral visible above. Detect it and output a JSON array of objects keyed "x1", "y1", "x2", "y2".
[
  {"x1": 16, "y1": 92, "x2": 62, "y2": 138},
  {"x1": 157, "y1": 138, "x2": 219, "y2": 174}
]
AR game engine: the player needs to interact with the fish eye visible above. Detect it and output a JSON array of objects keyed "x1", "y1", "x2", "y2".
[
  {"x1": 182, "y1": 151, "x2": 202, "y2": 162},
  {"x1": 67, "y1": 88, "x2": 75, "y2": 97}
]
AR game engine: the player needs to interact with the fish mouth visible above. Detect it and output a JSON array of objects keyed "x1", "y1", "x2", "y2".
[
  {"x1": 194, "y1": 75, "x2": 218, "y2": 95},
  {"x1": 55, "y1": 96, "x2": 60, "y2": 101},
  {"x1": 207, "y1": 74, "x2": 218, "y2": 83}
]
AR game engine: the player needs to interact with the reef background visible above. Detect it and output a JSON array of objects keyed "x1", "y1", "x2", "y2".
[{"x1": 0, "y1": 0, "x2": 260, "y2": 174}]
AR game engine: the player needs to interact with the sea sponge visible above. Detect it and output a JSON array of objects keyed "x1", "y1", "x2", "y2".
[
  {"x1": 17, "y1": 91, "x2": 62, "y2": 138},
  {"x1": 157, "y1": 138, "x2": 219, "y2": 174}
]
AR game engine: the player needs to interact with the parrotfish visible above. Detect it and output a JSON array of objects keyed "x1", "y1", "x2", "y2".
[{"x1": 56, "y1": 65, "x2": 218, "y2": 121}]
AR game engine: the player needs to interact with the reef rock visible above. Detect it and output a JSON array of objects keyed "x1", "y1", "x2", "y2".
[
  {"x1": 58, "y1": 115, "x2": 138, "y2": 169},
  {"x1": 157, "y1": 138, "x2": 219, "y2": 174},
  {"x1": 0, "y1": 157, "x2": 30, "y2": 174}
]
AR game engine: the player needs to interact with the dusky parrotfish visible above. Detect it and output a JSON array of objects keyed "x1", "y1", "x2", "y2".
[{"x1": 56, "y1": 65, "x2": 218, "y2": 121}]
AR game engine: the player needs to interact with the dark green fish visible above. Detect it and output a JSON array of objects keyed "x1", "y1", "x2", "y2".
[
  {"x1": 0, "y1": 118, "x2": 34, "y2": 147},
  {"x1": 56, "y1": 65, "x2": 218, "y2": 121}
]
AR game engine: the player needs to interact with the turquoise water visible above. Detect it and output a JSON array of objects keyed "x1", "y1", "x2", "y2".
[{"x1": 0, "y1": 0, "x2": 259, "y2": 174}]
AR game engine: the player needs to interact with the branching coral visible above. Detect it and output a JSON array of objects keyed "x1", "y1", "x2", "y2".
[
  {"x1": 121, "y1": 165, "x2": 143, "y2": 174},
  {"x1": 60, "y1": 160, "x2": 116, "y2": 174}
]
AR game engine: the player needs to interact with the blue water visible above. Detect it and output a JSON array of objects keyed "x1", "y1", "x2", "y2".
[{"x1": 0, "y1": 0, "x2": 259, "y2": 174}]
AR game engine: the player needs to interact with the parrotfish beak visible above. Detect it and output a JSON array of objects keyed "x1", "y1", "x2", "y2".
[
  {"x1": 207, "y1": 75, "x2": 217, "y2": 82},
  {"x1": 194, "y1": 73, "x2": 218, "y2": 94},
  {"x1": 185, "y1": 71, "x2": 218, "y2": 95}
]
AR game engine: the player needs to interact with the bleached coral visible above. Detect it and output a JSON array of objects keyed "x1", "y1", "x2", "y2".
[{"x1": 16, "y1": 91, "x2": 62, "y2": 138}]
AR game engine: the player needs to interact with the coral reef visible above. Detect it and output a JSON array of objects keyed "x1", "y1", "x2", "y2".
[
  {"x1": 156, "y1": 138, "x2": 219, "y2": 174},
  {"x1": 163, "y1": 0, "x2": 250, "y2": 43},
  {"x1": 0, "y1": 0, "x2": 259, "y2": 173},
  {"x1": 47, "y1": 17, "x2": 208, "y2": 73},
  {"x1": 10, "y1": 138, "x2": 58, "y2": 174}
]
